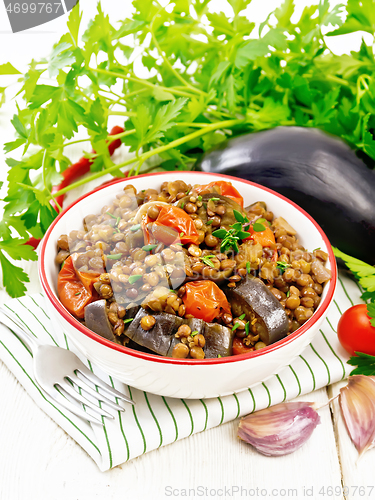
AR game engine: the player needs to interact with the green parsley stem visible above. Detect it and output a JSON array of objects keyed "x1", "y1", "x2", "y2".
[
  {"x1": 306, "y1": 73, "x2": 352, "y2": 88},
  {"x1": 89, "y1": 67, "x2": 197, "y2": 99},
  {"x1": 62, "y1": 122, "x2": 214, "y2": 150},
  {"x1": 122, "y1": 88, "x2": 149, "y2": 100},
  {"x1": 42, "y1": 150, "x2": 62, "y2": 213},
  {"x1": 107, "y1": 110, "x2": 137, "y2": 117},
  {"x1": 51, "y1": 118, "x2": 243, "y2": 199},
  {"x1": 149, "y1": 25, "x2": 206, "y2": 97}
]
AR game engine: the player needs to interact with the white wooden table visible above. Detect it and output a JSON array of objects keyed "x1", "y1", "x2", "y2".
[{"x1": 1, "y1": 1, "x2": 375, "y2": 498}]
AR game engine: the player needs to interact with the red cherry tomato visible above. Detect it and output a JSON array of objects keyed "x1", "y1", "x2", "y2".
[
  {"x1": 245, "y1": 225, "x2": 276, "y2": 247},
  {"x1": 147, "y1": 205, "x2": 199, "y2": 245},
  {"x1": 57, "y1": 256, "x2": 100, "y2": 319},
  {"x1": 182, "y1": 280, "x2": 231, "y2": 323},
  {"x1": 194, "y1": 180, "x2": 244, "y2": 208},
  {"x1": 337, "y1": 304, "x2": 375, "y2": 356},
  {"x1": 232, "y1": 337, "x2": 255, "y2": 356}
]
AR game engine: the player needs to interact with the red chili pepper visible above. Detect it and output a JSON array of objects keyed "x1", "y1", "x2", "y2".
[{"x1": 26, "y1": 126, "x2": 124, "y2": 250}]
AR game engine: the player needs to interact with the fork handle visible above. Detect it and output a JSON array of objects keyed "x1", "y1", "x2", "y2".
[{"x1": 0, "y1": 311, "x2": 40, "y2": 353}]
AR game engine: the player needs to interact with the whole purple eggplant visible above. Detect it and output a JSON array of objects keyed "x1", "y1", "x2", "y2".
[{"x1": 199, "y1": 127, "x2": 375, "y2": 265}]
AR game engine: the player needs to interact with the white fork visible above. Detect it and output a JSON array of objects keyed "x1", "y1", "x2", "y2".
[{"x1": 0, "y1": 310, "x2": 134, "y2": 425}]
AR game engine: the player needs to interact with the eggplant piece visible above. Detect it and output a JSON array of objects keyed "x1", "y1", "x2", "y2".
[
  {"x1": 84, "y1": 300, "x2": 115, "y2": 341},
  {"x1": 225, "y1": 275, "x2": 289, "y2": 345},
  {"x1": 127, "y1": 338, "x2": 157, "y2": 355},
  {"x1": 126, "y1": 309, "x2": 183, "y2": 356},
  {"x1": 199, "y1": 126, "x2": 375, "y2": 265},
  {"x1": 167, "y1": 317, "x2": 205, "y2": 357},
  {"x1": 203, "y1": 322, "x2": 234, "y2": 358}
]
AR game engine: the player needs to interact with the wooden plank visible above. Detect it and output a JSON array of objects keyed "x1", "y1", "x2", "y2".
[{"x1": 0, "y1": 358, "x2": 344, "y2": 500}]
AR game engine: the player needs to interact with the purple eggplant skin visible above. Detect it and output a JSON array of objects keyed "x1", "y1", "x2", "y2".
[
  {"x1": 126, "y1": 309, "x2": 183, "y2": 356},
  {"x1": 199, "y1": 126, "x2": 375, "y2": 265},
  {"x1": 84, "y1": 300, "x2": 116, "y2": 342}
]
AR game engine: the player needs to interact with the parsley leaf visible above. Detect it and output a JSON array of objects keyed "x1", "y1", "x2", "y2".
[
  {"x1": 347, "y1": 352, "x2": 375, "y2": 376},
  {"x1": 333, "y1": 248, "x2": 375, "y2": 293}
]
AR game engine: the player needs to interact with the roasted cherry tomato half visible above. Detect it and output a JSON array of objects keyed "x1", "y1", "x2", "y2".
[
  {"x1": 194, "y1": 180, "x2": 244, "y2": 208},
  {"x1": 148, "y1": 205, "x2": 199, "y2": 245},
  {"x1": 337, "y1": 304, "x2": 375, "y2": 356},
  {"x1": 57, "y1": 256, "x2": 100, "y2": 318},
  {"x1": 183, "y1": 280, "x2": 231, "y2": 323},
  {"x1": 245, "y1": 224, "x2": 276, "y2": 248}
]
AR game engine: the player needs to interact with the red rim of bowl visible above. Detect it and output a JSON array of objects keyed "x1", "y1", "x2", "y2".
[{"x1": 39, "y1": 171, "x2": 337, "y2": 366}]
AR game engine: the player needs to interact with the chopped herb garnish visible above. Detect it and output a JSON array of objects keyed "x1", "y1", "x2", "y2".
[
  {"x1": 180, "y1": 232, "x2": 185, "y2": 237},
  {"x1": 239, "y1": 313, "x2": 246, "y2": 320},
  {"x1": 276, "y1": 261, "x2": 291, "y2": 272},
  {"x1": 130, "y1": 224, "x2": 141, "y2": 232},
  {"x1": 124, "y1": 318, "x2": 134, "y2": 324},
  {"x1": 245, "y1": 322, "x2": 250, "y2": 336},
  {"x1": 209, "y1": 197, "x2": 220, "y2": 202},
  {"x1": 106, "y1": 212, "x2": 117, "y2": 219},
  {"x1": 142, "y1": 244, "x2": 158, "y2": 252},
  {"x1": 200, "y1": 255, "x2": 216, "y2": 268},
  {"x1": 252, "y1": 222, "x2": 266, "y2": 232},
  {"x1": 197, "y1": 195, "x2": 202, "y2": 202},
  {"x1": 141, "y1": 189, "x2": 145, "y2": 192},
  {"x1": 203, "y1": 202, "x2": 207, "y2": 210},
  {"x1": 116, "y1": 217, "x2": 121, "y2": 227},
  {"x1": 180, "y1": 202, "x2": 185, "y2": 209},
  {"x1": 74, "y1": 292, "x2": 81, "y2": 296},
  {"x1": 186, "y1": 188, "x2": 191, "y2": 195},
  {"x1": 107, "y1": 253, "x2": 122, "y2": 260},
  {"x1": 313, "y1": 247, "x2": 321, "y2": 252},
  {"x1": 128, "y1": 274, "x2": 142, "y2": 284},
  {"x1": 218, "y1": 354, "x2": 222, "y2": 358},
  {"x1": 232, "y1": 322, "x2": 240, "y2": 331},
  {"x1": 246, "y1": 261, "x2": 251, "y2": 274},
  {"x1": 191, "y1": 330, "x2": 199, "y2": 337},
  {"x1": 206, "y1": 219, "x2": 213, "y2": 225},
  {"x1": 286, "y1": 290, "x2": 290, "y2": 297}
]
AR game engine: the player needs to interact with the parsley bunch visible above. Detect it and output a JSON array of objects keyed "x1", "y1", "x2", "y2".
[{"x1": 1, "y1": 0, "x2": 375, "y2": 297}]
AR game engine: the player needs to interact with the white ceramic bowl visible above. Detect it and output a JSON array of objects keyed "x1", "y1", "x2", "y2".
[{"x1": 39, "y1": 172, "x2": 336, "y2": 399}]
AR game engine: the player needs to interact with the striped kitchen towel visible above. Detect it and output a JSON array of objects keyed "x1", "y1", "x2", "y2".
[{"x1": 0, "y1": 271, "x2": 361, "y2": 471}]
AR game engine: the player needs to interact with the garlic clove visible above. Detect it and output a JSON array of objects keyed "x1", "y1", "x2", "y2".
[
  {"x1": 238, "y1": 402, "x2": 320, "y2": 456},
  {"x1": 339, "y1": 375, "x2": 375, "y2": 457}
]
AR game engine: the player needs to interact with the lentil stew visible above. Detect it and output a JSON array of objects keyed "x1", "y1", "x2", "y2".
[{"x1": 56, "y1": 179, "x2": 331, "y2": 360}]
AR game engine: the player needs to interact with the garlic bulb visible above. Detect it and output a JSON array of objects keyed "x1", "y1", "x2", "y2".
[
  {"x1": 340, "y1": 375, "x2": 375, "y2": 457},
  {"x1": 238, "y1": 402, "x2": 320, "y2": 456}
]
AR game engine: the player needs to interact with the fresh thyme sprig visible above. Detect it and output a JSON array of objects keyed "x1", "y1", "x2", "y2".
[{"x1": 212, "y1": 210, "x2": 251, "y2": 253}]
